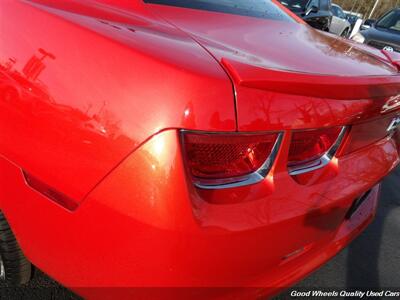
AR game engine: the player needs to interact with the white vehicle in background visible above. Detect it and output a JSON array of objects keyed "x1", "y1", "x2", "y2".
[
  {"x1": 330, "y1": 4, "x2": 352, "y2": 37},
  {"x1": 344, "y1": 11, "x2": 363, "y2": 31}
]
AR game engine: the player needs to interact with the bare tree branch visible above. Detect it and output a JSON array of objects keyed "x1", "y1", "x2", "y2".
[{"x1": 334, "y1": 0, "x2": 397, "y2": 19}]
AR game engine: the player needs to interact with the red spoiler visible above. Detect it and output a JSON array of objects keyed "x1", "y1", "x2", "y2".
[{"x1": 221, "y1": 53, "x2": 400, "y2": 100}]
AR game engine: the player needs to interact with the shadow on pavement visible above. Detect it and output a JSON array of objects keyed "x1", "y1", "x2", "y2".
[
  {"x1": 277, "y1": 166, "x2": 400, "y2": 298},
  {"x1": 346, "y1": 166, "x2": 400, "y2": 289}
]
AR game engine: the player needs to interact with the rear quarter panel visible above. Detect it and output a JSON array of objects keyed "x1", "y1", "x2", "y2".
[{"x1": 0, "y1": 0, "x2": 235, "y2": 202}]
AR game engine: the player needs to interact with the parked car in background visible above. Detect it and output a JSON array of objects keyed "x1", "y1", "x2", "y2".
[
  {"x1": 330, "y1": 4, "x2": 351, "y2": 36},
  {"x1": 353, "y1": 8, "x2": 400, "y2": 52},
  {"x1": 279, "y1": 0, "x2": 332, "y2": 31},
  {"x1": 346, "y1": 14, "x2": 359, "y2": 31},
  {"x1": 345, "y1": 11, "x2": 363, "y2": 31},
  {"x1": 361, "y1": 18, "x2": 377, "y2": 30}
]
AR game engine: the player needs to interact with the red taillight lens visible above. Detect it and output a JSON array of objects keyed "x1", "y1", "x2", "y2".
[
  {"x1": 288, "y1": 127, "x2": 343, "y2": 168},
  {"x1": 182, "y1": 132, "x2": 278, "y2": 182}
]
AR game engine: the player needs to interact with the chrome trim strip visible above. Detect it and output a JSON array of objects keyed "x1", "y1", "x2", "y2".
[
  {"x1": 288, "y1": 126, "x2": 348, "y2": 176},
  {"x1": 387, "y1": 116, "x2": 400, "y2": 133},
  {"x1": 192, "y1": 133, "x2": 284, "y2": 190}
]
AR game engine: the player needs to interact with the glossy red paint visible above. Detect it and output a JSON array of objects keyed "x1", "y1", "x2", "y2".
[
  {"x1": 0, "y1": 1, "x2": 399, "y2": 300},
  {"x1": 0, "y1": 0, "x2": 236, "y2": 202}
]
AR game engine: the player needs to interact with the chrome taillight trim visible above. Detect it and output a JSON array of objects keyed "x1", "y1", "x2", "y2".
[
  {"x1": 288, "y1": 126, "x2": 348, "y2": 176},
  {"x1": 387, "y1": 115, "x2": 400, "y2": 133},
  {"x1": 183, "y1": 132, "x2": 284, "y2": 190}
]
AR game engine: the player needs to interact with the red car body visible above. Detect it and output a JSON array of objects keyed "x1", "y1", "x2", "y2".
[{"x1": 0, "y1": 0, "x2": 399, "y2": 299}]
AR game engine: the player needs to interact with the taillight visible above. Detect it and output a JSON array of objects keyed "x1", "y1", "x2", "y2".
[
  {"x1": 181, "y1": 132, "x2": 281, "y2": 188},
  {"x1": 288, "y1": 126, "x2": 346, "y2": 175}
]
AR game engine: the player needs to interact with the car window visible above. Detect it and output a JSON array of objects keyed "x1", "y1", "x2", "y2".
[
  {"x1": 337, "y1": 7, "x2": 345, "y2": 18},
  {"x1": 331, "y1": 5, "x2": 339, "y2": 17},
  {"x1": 280, "y1": 0, "x2": 308, "y2": 11},
  {"x1": 143, "y1": 0, "x2": 294, "y2": 21},
  {"x1": 320, "y1": 0, "x2": 331, "y2": 11},
  {"x1": 376, "y1": 10, "x2": 400, "y2": 31},
  {"x1": 392, "y1": 20, "x2": 400, "y2": 31},
  {"x1": 308, "y1": 0, "x2": 320, "y2": 9},
  {"x1": 283, "y1": 0, "x2": 320, "y2": 12}
]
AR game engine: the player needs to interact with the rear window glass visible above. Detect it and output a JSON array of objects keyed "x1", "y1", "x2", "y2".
[
  {"x1": 376, "y1": 10, "x2": 400, "y2": 32},
  {"x1": 143, "y1": 0, "x2": 294, "y2": 22},
  {"x1": 279, "y1": 0, "x2": 308, "y2": 12},
  {"x1": 320, "y1": 0, "x2": 331, "y2": 11}
]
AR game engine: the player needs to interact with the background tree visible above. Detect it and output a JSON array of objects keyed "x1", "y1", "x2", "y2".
[{"x1": 334, "y1": 0, "x2": 400, "y2": 19}]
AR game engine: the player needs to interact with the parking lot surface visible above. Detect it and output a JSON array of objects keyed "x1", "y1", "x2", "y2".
[{"x1": 278, "y1": 165, "x2": 400, "y2": 298}]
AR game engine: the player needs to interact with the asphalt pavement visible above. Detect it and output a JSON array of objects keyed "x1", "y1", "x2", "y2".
[
  {"x1": 0, "y1": 167, "x2": 399, "y2": 300},
  {"x1": 277, "y1": 165, "x2": 400, "y2": 298}
]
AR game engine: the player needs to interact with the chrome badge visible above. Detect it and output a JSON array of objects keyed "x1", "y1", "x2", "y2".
[
  {"x1": 383, "y1": 46, "x2": 394, "y2": 52},
  {"x1": 387, "y1": 116, "x2": 400, "y2": 133}
]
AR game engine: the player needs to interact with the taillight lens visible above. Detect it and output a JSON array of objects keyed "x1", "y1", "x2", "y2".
[
  {"x1": 288, "y1": 127, "x2": 343, "y2": 168},
  {"x1": 182, "y1": 132, "x2": 279, "y2": 185}
]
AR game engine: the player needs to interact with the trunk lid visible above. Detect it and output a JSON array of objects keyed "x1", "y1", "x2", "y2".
[
  {"x1": 148, "y1": 4, "x2": 398, "y2": 77},
  {"x1": 147, "y1": 3, "x2": 400, "y2": 134}
]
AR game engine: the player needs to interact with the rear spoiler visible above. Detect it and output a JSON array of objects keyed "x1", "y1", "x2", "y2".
[
  {"x1": 381, "y1": 49, "x2": 400, "y2": 70},
  {"x1": 221, "y1": 53, "x2": 400, "y2": 100}
]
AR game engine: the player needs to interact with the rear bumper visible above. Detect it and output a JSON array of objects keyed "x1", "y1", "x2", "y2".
[
  {"x1": 258, "y1": 185, "x2": 380, "y2": 297},
  {"x1": 76, "y1": 184, "x2": 381, "y2": 300},
  {"x1": 0, "y1": 130, "x2": 398, "y2": 300}
]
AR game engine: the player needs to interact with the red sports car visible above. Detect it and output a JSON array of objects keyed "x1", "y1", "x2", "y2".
[{"x1": 0, "y1": 1, "x2": 399, "y2": 299}]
